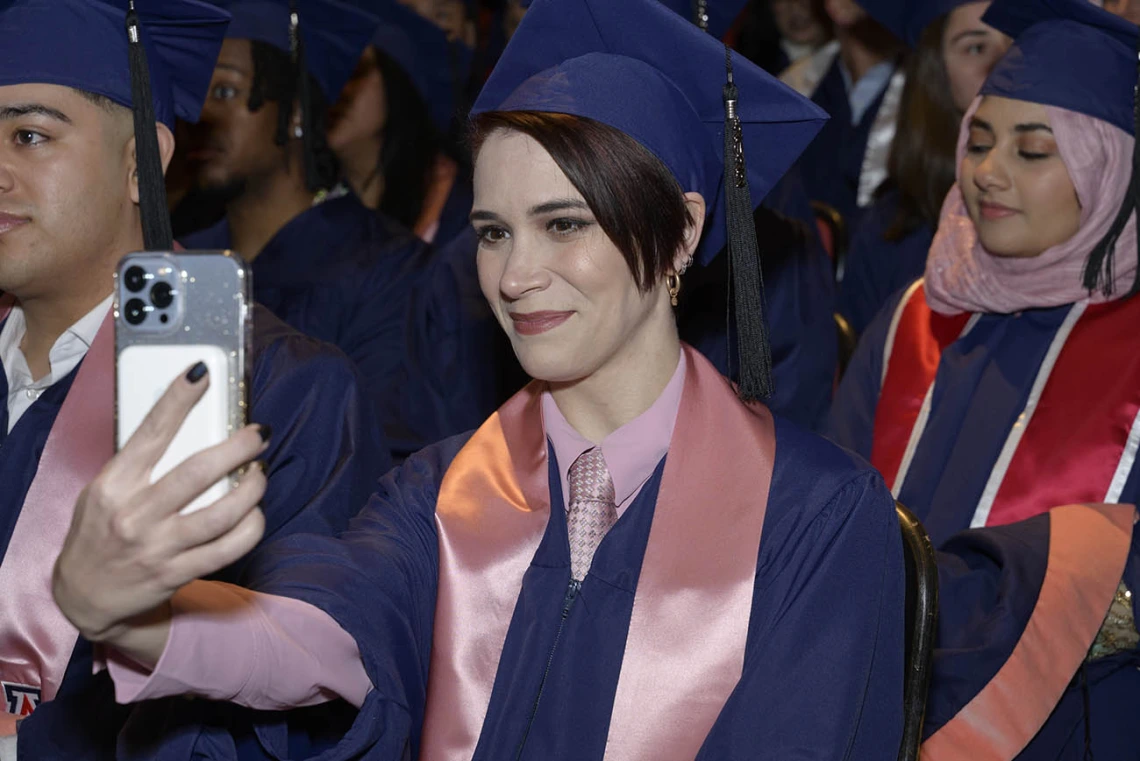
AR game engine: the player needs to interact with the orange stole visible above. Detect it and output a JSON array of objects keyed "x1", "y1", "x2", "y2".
[{"x1": 419, "y1": 345, "x2": 776, "y2": 761}]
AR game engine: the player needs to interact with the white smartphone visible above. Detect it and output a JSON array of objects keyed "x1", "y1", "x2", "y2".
[{"x1": 115, "y1": 251, "x2": 251, "y2": 514}]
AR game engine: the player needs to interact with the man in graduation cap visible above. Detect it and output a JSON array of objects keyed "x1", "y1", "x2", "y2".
[
  {"x1": 0, "y1": 1, "x2": 389, "y2": 758},
  {"x1": 178, "y1": 0, "x2": 480, "y2": 462},
  {"x1": 54, "y1": 0, "x2": 905, "y2": 758}
]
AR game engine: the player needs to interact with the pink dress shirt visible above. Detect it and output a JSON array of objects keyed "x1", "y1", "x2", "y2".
[{"x1": 110, "y1": 352, "x2": 687, "y2": 710}]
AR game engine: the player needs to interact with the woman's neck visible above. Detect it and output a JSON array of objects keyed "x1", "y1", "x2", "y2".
[
  {"x1": 339, "y1": 136, "x2": 384, "y2": 210},
  {"x1": 549, "y1": 308, "x2": 682, "y2": 444}
]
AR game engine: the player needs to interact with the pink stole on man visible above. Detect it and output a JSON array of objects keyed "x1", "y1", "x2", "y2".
[
  {"x1": 0, "y1": 295, "x2": 114, "y2": 715},
  {"x1": 419, "y1": 345, "x2": 776, "y2": 760}
]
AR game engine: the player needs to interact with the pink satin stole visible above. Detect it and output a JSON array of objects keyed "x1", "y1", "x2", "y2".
[
  {"x1": 420, "y1": 345, "x2": 776, "y2": 760},
  {"x1": 0, "y1": 294, "x2": 115, "y2": 713}
]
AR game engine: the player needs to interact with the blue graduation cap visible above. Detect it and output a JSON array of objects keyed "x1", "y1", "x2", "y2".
[
  {"x1": 370, "y1": 0, "x2": 460, "y2": 131},
  {"x1": 473, "y1": 0, "x2": 827, "y2": 398},
  {"x1": 0, "y1": 0, "x2": 231, "y2": 251},
  {"x1": 980, "y1": 0, "x2": 1140, "y2": 297},
  {"x1": 0, "y1": 0, "x2": 229, "y2": 128},
  {"x1": 216, "y1": 0, "x2": 379, "y2": 101},
  {"x1": 981, "y1": 0, "x2": 1137, "y2": 136},
  {"x1": 855, "y1": 0, "x2": 974, "y2": 47}
]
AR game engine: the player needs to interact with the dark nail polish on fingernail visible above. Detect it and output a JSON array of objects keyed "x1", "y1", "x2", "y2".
[
  {"x1": 186, "y1": 362, "x2": 208, "y2": 383},
  {"x1": 258, "y1": 424, "x2": 272, "y2": 443}
]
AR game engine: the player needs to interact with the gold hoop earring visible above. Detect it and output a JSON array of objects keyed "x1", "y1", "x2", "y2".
[{"x1": 666, "y1": 272, "x2": 682, "y2": 307}]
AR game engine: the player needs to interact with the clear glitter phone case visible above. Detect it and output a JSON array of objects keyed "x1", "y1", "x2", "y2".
[{"x1": 114, "y1": 251, "x2": 251, "y2": 513}]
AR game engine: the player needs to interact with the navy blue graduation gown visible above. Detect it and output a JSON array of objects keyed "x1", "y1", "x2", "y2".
[
  {"x1": 430, "y1": 174, "x2": 474, "y2": 251},
  {"x1": 133, "y1": 415, "x2": 905, "y2": 760},
  {"x1": 681, "y1": 173, "x2": 838, "y2": 429},
  {"x1": 398, "y1": 228, "x2": 502, "y2": 439},
  {"x1": 796, "y1": 57, "x2": 892, "y2": 227},
  {"x1": 827, "y1": 290, "x2": 1140, "y2": 758},
  {"x1": 12, "y1": 306, "x2": 391, "y2": 761},
  {"x1": 838, "y1": 189, "x2": 933, "y2": 336},
  {"x1": 182, "y1": 193, "x2": 487, "y2": 462}
]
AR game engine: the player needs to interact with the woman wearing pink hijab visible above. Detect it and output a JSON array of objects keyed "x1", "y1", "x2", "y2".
[{"x1": 829, "y1": 0, "x2": 1140, "y2": 757}]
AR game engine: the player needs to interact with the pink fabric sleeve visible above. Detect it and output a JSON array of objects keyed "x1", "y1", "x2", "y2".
[{"x1": 107, "y1": 579, "x2": 372, "y2": 710}]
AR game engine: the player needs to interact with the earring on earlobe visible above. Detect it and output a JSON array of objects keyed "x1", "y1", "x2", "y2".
[
  {"x1": 666, "y1": 272, "x2": 682, "y2": 307},
  {"x1": 293, "y1": 124, "x2": 304, "y2": 138},
  {"x1": 678, "y1": 254, "x2": 694, "y2": 275}
]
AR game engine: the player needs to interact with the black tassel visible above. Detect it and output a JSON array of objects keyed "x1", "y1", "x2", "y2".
[
  {"x1": 125, "y1": 2, "x2": 173, "y2": 251},
  {"x1": 722, "y1": 46, "x2": 772, "y2": 401},
  {"x1": 1083, "y1": 34, "x2": 1140, "y2": 297},
  {"x1": 289, "y1": 4, "x2": 320, "y2": 192}
]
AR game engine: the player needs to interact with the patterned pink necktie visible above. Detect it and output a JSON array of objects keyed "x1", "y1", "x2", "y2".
[{"x1": 566, "y1": 447, "x2": 618, "y2": 582}]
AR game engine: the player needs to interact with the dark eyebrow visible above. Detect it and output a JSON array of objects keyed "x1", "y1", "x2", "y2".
[
  {"x1": 1014, "y1": 122, "x2": 1053, "y2": 134},
  {"x1": 950, "y1": 29, "x2": 988, "y2": 45},
  {"x1": 968, "y1": 117, "x2": 993, "y2": 133},
  {"x1": 0, "y1": 103, "x2": 71, "y2": 124},
  {"x1": 527, "y1": 199, "x2": 590, "y2": 216},
  {"x1": 469, "y1": 209, "x2": 502, "y2": 223},
  {"x1": 470, "y1": 199, "x2": 591, "y2": 224},
  {"x1": 214, "y1": 63, "x2": 250, "y2": 77}
]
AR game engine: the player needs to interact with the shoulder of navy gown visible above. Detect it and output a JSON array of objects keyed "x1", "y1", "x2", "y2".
[
  {"x1": 796, "y1": 56, "x2": 892, "y2": 227},
  {"x1": 824, "y1": 280, "x2": 907, "y2": 458},
  {"x1": 397, "y1": 228, "x2": 502, "y2": 444},
  {"x1": 197, "y1": 192, "x2": 485, "y2": 463},
  {"x1": 431, "y1": 173, "x2": 474, "y2": 251},
  {"x1": 839, "y1": 188, "x2": 933, "y2": 336},
  {"x1": 680, "y1": 199, "x2": 838, "y2": 430},
  {"x1": 698, "y1": 415, "x2": 904, "y2": 759},
  {"x1": 179, "y1": 215, "x2": 231, "y2": 251}
]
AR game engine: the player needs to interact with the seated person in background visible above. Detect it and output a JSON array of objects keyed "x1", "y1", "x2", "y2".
[
  {"x1": 181, "y1": 0, "x2": 489, "y2": 462},
  {"x1": 771, "y1": 0, "x2": 834, "y2": 70},
  {"x1": 828, "y1": 1, "x2": 1140, "y2": 756},
  {"x1": 52, "y1": 0, "x2": 906, "y2": 758},
  {"x1": 329, "y1": 0, "x2": 472, "y2": 248},
  {"x1": 839, "y1": 0, "x2": 1009, "y2": 336},
  {"x1": 0, "y1": 2, "x2": 387, "y2": 759},
  {"x1": 790, "y1": 0, "x2": 904, "y2": 228}
]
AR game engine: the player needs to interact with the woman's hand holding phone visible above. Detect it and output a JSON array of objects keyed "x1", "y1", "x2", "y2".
[{"x1": 52, "y1": 362, "x2": 270, "y2": 668}]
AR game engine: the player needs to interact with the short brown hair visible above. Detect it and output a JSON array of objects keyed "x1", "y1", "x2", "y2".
[{"x1": 470, "y1": 111, "x2": 693, "y2": 292}]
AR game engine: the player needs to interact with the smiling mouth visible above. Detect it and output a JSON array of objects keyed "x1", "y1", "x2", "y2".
[
  {"x1": 978, "y1": 201, "x2": 1018, "y2": 220},
  {"x1": 509, "y1": 310, "x2": 574, "y2": 336},
  {"x1": 0, "y1": 214, "x2": 29, "y2": 236}
]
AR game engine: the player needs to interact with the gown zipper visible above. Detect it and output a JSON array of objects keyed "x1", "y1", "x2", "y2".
[{"x1": 512, "y1": 579, "x2": 581, "y2": 760}]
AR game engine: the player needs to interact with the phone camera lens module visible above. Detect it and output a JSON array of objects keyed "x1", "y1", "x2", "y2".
[
  {"x1": 124, "y1": 298, "x2": 147, "y2": 325},
  {"x1": 150, "y1": 281, "x2": 174, "y2": 309},
  {"x1": 124, "y1": 266, "x2": 147, "y2": 293}
]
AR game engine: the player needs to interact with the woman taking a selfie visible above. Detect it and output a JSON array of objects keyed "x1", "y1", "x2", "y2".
[
  {"x1": 53, "y1": 0, "x2": 905, "y2": 757},
  {"x1": 830, "y1": 0, "x2": 1140, "y2": 756}
]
